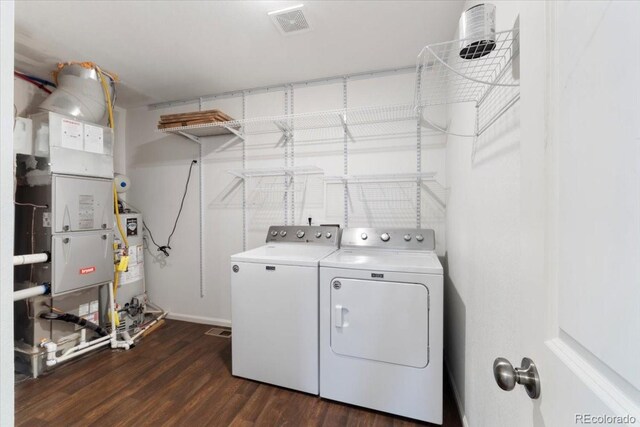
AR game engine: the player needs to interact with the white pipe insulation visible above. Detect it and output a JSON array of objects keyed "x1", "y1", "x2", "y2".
[
  {"x1": 13, "y1": 285, "x2": 48, "y2": 301},
  {"x1": 13, "y1": 253, "x2": 48, "y2": 266}
]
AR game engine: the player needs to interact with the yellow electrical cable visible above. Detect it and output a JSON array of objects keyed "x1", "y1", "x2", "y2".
[
  {"x1": 96, "y1": 66, "x2": 115, "y2": 129},
  {"x1": 113, "y1": 184, "x2": 129, "y2": 303},
  {"x1": 114, "y1": 184, "x2": 129, "y2": 249}
]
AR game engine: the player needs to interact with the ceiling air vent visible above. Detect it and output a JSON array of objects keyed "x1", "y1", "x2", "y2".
[{"x1": 269, "y1": 4, "x2": 312, "y2": 35}]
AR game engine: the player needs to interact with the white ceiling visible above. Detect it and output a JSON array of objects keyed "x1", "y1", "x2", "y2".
[{"x1": 15, "y1": 1, "x2": 464, "y2": 108}]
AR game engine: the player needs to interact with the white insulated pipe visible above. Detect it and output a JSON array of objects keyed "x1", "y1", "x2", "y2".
[
  {"x1": 13, "y1": 285, "x2": 48, "y2": 301},
  {"x1": 62, "y1": 333, "x2": 110, "y2": 357},
  {"x1": 56, "y1": 337, "x2": 111, "y2": 364},
  {"x1": 13, "y1": 253, "x2": 48, "y2": 266},
  {"x1": 55, "y1": 339, "x2": 111, "y2": 365}
]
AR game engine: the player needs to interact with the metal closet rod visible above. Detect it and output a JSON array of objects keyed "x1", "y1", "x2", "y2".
[{"x1": 148, "y1": 65, "x2": 416, "y2": 110}]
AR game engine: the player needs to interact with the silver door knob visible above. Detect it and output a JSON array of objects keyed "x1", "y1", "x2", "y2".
[{"x1": 493, "y1": 357, "x2": 541, "y2": 399}]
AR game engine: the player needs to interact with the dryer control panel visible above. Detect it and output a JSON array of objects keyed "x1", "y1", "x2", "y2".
[
  {"x1": 265, "y1": 225, "x2": 340, "y2": 246},
  {"x1": 340, "y1": 228, "x2": 435, "y2": 251}
]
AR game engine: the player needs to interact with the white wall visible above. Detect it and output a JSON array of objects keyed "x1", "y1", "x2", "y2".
[
  {"x1": 444, "y1": 1, "x2": 547, "y2": 426},
  {"x1": 126, "y1": 72, "x2": 447, "y2": 326},
  {"x1": 0, "y1": 2, "x2": 14, "y2": 423}
]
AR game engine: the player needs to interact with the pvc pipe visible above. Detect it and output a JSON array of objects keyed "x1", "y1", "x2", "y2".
[
  {"x1": 13, "y1": 253, "x2": 48, "y2": 266},
  {"x1": 108, "y1": 281, "x2": 117, "y2": 349},
  {"x1": 62, "y1": 334, "x2": 110, "y2": 357},
  {"x1": 56, "y1": 339, "x2": 110, "y2": 364},
  {"x1": 13, "y1": 285, "x2": 47, "y2": 301},
  {"x1": 42, "y1": 342, "x2": 57, "y2": 367}
]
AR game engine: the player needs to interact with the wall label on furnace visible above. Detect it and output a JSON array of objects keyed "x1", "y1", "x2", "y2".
[
  {"x1": 371, "y1": 273, "x2": 384, "y2": 278},
  {"x1": 79, "y1": 266, "x2": 96, "y2": 275}
]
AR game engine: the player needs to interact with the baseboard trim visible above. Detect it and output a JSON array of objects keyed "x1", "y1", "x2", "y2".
[
  {"x1": 166, "y1": 313, "x2": 231, "y2": 328},
  {"x1": 445, "y1": 360, "x2": 469, "y2": 427}
]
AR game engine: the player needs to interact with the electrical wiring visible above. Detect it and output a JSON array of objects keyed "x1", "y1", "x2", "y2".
[
  {"x1": 113, "y1": 185, "x2": 129, "y2": 250},
  {"x1": 14, "y1": 72, "x2": 52, "y2": 94},
  {"x1": 14, "y1": 70, "x2": 56, "y2": 88},
  {"x1": 115, "y1": 198, "x2": 164, "y2": 255},
  {"x1": 142, "y1": 220, "x2": 162, "y2": 251},
  {"x1": 144, "y1": 160, "x2": 198, "y2": 257},
  {"x1": 95, "y1": 65, "x2": 115, "y2": 129},
  {"x1": 166, "y1": 160, "x2": 197, "y2": 250},
  {"x1": 113, "y1": 184, "x2": 129, "y2": 306}
]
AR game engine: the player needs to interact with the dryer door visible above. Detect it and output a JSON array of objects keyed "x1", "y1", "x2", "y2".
[{"x1": 330, "y1": 278, "x2": 429, "y2": 368}]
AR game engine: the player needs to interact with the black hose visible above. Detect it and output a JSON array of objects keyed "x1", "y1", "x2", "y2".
[{"x1": 40, "y1": 312, "x2": 109, "y2": 337}]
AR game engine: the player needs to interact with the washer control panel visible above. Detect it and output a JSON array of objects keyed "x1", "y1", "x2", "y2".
[
  {"x1": 340, "y1": 228, "x2": 435, "y2": 251},
  {"x1": 265, "y1": 225, "x2": 341, "y2": 246}
]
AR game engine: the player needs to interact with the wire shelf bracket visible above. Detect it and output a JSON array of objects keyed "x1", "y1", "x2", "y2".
[{"x1": 160, "y1": 122, "x2": 246, "y2": 142}]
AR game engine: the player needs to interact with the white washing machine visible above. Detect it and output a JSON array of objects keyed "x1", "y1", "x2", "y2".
[
  {"x1": 319, "y1": 228, "x2": 443, "y2": 424},
  {"x1": 231, "y1": 225, "x2": 340, "y2": 394}
]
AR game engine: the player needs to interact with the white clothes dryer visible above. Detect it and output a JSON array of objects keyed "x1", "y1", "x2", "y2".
[{"x1": 319, "y1": 228, "x2": 443, "y2": 424}]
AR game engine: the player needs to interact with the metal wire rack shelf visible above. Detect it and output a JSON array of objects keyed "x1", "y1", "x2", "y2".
[
  {"x1": 324, "y1": 172, "x2": 437, "y2": 184},
  {"x1": 227, "y1": 166, "x2": 323, "y2": 180},
  {"x1": 158, "y1": 103, "x2": 423, "y2": 141},
  {"x1": 416, "y1": 29, "x2": 520, "y2": 137}
]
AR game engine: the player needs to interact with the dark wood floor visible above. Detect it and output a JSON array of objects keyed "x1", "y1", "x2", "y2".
[{"x1": 16, "y1": 320, "x2": 462, "y2": 427}]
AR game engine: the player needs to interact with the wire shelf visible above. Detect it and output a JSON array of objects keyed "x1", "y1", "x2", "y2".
[
  {"x1": 227, "y1": 165, "x2": 323, "y2": 179},
  {"x1": 158, "y1": 103, "x2": 421, "y2": 139},
  {"x1": 324, "y1": 172, "x2": 437, "y2": 184},
  {"x1": 416, "y1": 29, "x2": 519, "y2": 136}
]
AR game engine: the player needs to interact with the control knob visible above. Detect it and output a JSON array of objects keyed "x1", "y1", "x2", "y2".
[
  {"x1": 271, "y1": 230, "x2": 278, "y2": 237},
  {"x1": 296, "y1": 230, "x2": 305, "y2": 238},
  {"x1": 315, "y1": 232, "x2": 322, "y2": 238},
  {"x1": 380, "y1": 233, "x2": 390, "y2": 242},
  {"x1": 325, "y1": 232, "x2": 332, "y2": 239},
  {"x1": 361, "y1": 233, "x2": 368, "y2": 240},
  {"x1": 416, "y1": 234, "x2": 424, "y2": 242},
  {"x1": 404, "y1": 234, "x2": 412, "y2": 241},
  {"x1": 280, "y1": 230, "x2": 287, "y2": 237}
]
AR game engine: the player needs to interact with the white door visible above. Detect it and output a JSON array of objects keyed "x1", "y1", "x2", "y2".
[
  {"x1": 446, "y1": 2, "x2": 640, "y2": 426},
  {"x1": 534, "y1": 1, "x2": 640, "y2": 425},
  {"x1": 489, "y1": 1, "x2": 640, "y2": 425}
]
